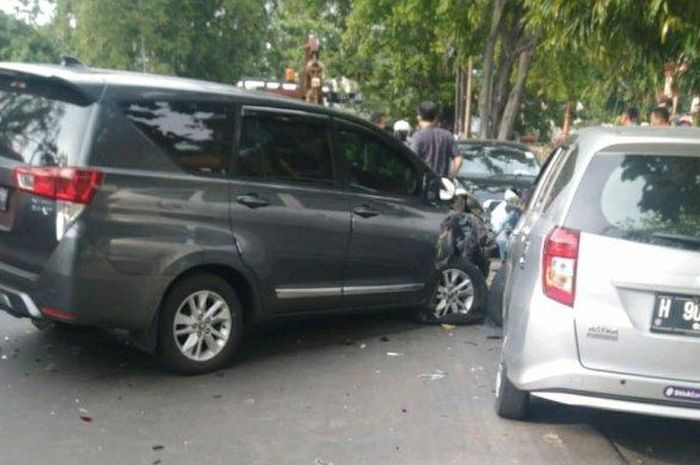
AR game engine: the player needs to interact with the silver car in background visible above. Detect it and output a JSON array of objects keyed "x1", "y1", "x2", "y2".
[{"x1": 496, "y1": 127, "x2": 700, "y2": 421}]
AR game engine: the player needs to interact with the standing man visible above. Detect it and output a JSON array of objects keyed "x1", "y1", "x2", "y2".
[{"x1": 411, "y1": 101, "x2": 462, "y2": 178}]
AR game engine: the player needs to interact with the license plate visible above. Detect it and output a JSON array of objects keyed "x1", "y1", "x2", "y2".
[
  {"x1": 0, "y1": 187, "x2": 7, "y2": 212},
  {"x1": 651, "y1": 294, "x2": 700, "y2": 336}
]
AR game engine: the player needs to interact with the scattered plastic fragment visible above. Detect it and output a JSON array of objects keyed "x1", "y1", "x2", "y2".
[
  {"x1": 441, "y1": 324, "x2": 456, "y2": 331},
  {"x1": 542, "y1": 433, "x2": 563, "y2": 445},
  {"x1": 152, "y1": 445, "x2": 164, "y2": 451},
  {"x1": 418, "y1": 369, "x2": 447, "y2": 381},
  {"x1": 386, "y1": 352, "x2": 404, "y2": 357}
]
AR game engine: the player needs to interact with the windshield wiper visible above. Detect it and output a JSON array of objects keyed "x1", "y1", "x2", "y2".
[{"x1": 651, "y1": 232, "x2": 700, "y2": 246}]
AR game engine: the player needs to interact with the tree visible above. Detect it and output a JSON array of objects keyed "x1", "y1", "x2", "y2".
[
  {"x1": 342, "y1": 0, "x2": 481, "y2": 120},
  {"x1": 262, "y1": 0, "x2": 352, "y2": 80},
  {"x1": 51, "y1": 0, "x2": 269, "y2": 83},
  {"x1": 0, "y1": 12, "x2": 56, "y2": 62}
]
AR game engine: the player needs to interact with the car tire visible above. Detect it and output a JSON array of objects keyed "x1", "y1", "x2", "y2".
[
  {"x1": 495, "y1": 361, "x2": 529, "y2": 420},
  {"x1": 418, "y1": 258, "x2": 487, "y2": 325},
  {"x1": 487, "y1": 265, "x2": 506, "y2": 327},
  {"x1": 155, "y1": 273, "x2": 243, "y2": 375}
]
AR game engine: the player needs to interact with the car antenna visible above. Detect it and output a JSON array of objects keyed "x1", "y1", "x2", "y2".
[{"x1": 59, "y1": 55, "x2": 85, "y2": 68}]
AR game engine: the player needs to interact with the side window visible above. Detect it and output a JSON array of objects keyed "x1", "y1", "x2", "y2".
[
  {"x1": 93, "y1": 99, "x2": 235, "y2": 176},
  {"x1": 237, "y1": 112, "x2": 333, "y2": 184},
  {"x1": 540, "y1": 147, "x2": 579, "y2": 212},
  {"x1": 337, "y1": 127, "x2": 418, "y2": 196}
]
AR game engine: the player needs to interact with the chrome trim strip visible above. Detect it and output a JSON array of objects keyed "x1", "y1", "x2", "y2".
[
  {"x1": 275, "y1": 283, "x2": 424, "y2": 299},
  {"x1": 343, "y1": 283, "x2": 424, "y2": 296},
  {"x1": 275, "y1": 287, "x2": 343, "y2": 299},
  {"x1": 0, "y1": 283, "x2": 43, "y2": 319}
]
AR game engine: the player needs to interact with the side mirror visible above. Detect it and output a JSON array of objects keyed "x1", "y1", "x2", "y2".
[{"x1": 439, "y1": 177, "x2": 456, "y2": 201}]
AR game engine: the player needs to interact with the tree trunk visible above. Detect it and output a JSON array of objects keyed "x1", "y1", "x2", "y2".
[
  {"x1": 491, "y1": 9, "x2": 522, "y2": 127},
  {"x1": 497, "y1": 39, "x2": 537, "y2": 141},
  {"x1": 478, "y1": 0, "x2": 509, "y2": 139}
]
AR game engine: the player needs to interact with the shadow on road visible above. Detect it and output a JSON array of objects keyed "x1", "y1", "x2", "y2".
[{"x1": 527, "y1": 397, "x2": 700, "y2": 463}]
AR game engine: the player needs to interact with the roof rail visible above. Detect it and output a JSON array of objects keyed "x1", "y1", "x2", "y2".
[{"x1": 59, "y1": 55, "x2": 85, "y2": 68}]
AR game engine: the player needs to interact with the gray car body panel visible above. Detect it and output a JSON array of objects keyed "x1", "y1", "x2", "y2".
[{"x1": 0, "y1": 63, "x2": 456, "y2": 350}]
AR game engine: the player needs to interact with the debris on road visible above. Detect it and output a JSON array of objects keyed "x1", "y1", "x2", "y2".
[
  {"x1": 441, "y1": 324, "x2": 456, "y2": 331},
  {"x1": 152, "y1": 445, "x2": 164, "y2": 451},
  {"x1": 418, "y1": 369, "x2": 447, "y2": 381},
  {"x1": 386, "y1": 352, "x2": 404, "y2": 357},
  {"x1": 486, "y1": 335, "x2": 502, "y2": 340},
  {"x1": 78, "y1": 407, "x2": 92, "y2": 423},
  {"x1": 542, "y1": 433, "x2": 563, "y2": 446},
  {"x1": 379, "y1": 336, "x2": 390, "y2": 342},
  {"x1": 314, "y1": 457, "x2": 333, "y2": 465}
]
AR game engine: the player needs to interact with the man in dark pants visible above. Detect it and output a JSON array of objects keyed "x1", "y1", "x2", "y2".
[{"x1": 410, "y1": 101, "x2": 462, "y2": 178}]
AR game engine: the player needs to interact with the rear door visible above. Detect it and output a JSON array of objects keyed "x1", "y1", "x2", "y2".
[
  {"x1": 0, "y1": 73, "x2": 96, "y2": 284},
  {"x1": 504, "y1": 145, "x2": 574, "y2": 316},
  {"x1": 230, "y1": 106, "x2": 351, "y2": 314},
  {"x1": 567, "y1": 146, "x2": 700, "y2": 382},
  {"x1": 333, "y1": 121, "x2": 446, "y2": 309}
]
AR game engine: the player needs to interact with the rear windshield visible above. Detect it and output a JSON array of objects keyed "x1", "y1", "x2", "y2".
[
  {"x1": 567, "y1": 153, "x2": 700, "y2": 251},
  {"x1": 457, "y1": 145, "x2": 539, "y2": 179},
  {"x1": 0, "y1": 77, "x2": 93, "y2": 166}
]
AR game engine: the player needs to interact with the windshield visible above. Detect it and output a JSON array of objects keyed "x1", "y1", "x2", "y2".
[
  {"x1": 567, "y1": 153, "x2": 700, "y2": 251},
  {"x1": 457, "y1": 145, "x2": 539, "y2": 179},
  {"x1": 0, "y1": 78, "x2": 93, "y2": 166}
]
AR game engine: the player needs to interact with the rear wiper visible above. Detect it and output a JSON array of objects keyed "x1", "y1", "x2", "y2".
[{"x1": 651, "y1": 232, "x2": 700, "y2": 246}]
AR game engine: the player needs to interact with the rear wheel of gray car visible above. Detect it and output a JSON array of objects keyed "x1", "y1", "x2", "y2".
[
  {"x1": 495, "y1": 361, "x2": 530, "y2": 420},
  {"x1": 419, "y1": 258, "x2": 487, "y2": 325},
  {"x1": 156, "y1": 274, "x2": 243, "y2": 375}
]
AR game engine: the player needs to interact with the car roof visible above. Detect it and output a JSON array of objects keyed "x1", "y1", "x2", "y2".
[
  {"x1": 0, "y1": 61, "x2": 365, "y2": 122},
  {"x1": 574, "y1": 126, "x2": 700, "y2": 163},
  {"x1": 456, "y1": 139, "x2": 530, "y2": 152}
]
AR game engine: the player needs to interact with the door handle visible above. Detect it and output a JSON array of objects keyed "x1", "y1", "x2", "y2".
[
  {"x1": 352, "y1": 205, "x2": 379, "y2": 218},
  {"x1": 236, "y1": 194, "x2": 270, "y2": 209}
]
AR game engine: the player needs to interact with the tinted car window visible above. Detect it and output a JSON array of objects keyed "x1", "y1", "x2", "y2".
[
  {"x1": 567, "y1": 154, "x2": 700, "y2": 251},
  {"x1": 539, "y1": 147, "x2": 578, "y2": 212},
  {"x1": 92, "y1": 99, "x2": 235, "y2": 176},
  {"x1": 0, "y1": 78, "x2": 93, "y2": 166},
  {"x1": 457, "y1": 146, "x2": 539, "y2": 179},
  {"x1": 237, "y1": 112, "x2": 333, "y2": 184},
  {"x1": 337, "y1": 127, "x2": 417, "y2": 195}
]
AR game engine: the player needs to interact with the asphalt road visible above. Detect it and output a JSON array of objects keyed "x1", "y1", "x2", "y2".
[{"x1": 1, "y1": 310, "x2": 699, "y2": 465}]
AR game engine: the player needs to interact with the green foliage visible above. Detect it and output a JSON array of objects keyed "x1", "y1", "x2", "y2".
[
  {"x1": 262, "y1": 0, "x2": 351, "y2": 79},
  {"x1": 343, "y1": 0, "x2": 482, "y2": 121},
  {"x1": 52, "y1": 0, "x2": 268, "y2": 83},
  {"x1": 0, "y1": 12, "x2": 56, "y2": 62}
]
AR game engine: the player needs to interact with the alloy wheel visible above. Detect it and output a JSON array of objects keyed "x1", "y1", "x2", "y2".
[
  {"x1": 173, "y1": 290, "x2": 232, "y2": 362},
  {"x1": 432, "y1": 268, "x2": 475, "y2": 319}
]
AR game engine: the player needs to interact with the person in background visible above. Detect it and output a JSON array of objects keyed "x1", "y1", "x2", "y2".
[
  {"x1": 620, "y1": 106, "x2": 639, "y2": 126},
  {"x1": 491, "y1": 190, "x2": 521, "y2": 261},
  {"x1": 393, "y1": 119, "x2": 411, "y2": 143},
  {"x1": 371, "y1": 112, "x2": 390, "y2": 132},
  {"x1": 410, "y1": 101, "x2": 462, "y2": 178},
  {"x1": 650, "y1": 107, "x2": 671, "y2": 127}
]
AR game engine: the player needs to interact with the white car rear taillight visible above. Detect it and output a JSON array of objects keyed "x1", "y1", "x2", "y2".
[{"x1": 542, "y1": 227, "x2": 580, "y2": 306}]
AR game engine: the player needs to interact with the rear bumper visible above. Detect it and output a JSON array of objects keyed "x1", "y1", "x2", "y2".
[
  {"x1": 504, "y1": 289, "x2": 700, "y2": 421},
  {"x1": 533, "y1": 390, "x2": 700, "y2": 422},
  {"x1": 0, "y1": 282, "x2": 42, "y2": 319}
]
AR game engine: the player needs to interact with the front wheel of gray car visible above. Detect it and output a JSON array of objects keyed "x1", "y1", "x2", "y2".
[
  {"x1": 418, "y1": 258, "x2": 487, "y2": 325},
  {"x1": 156, "y1": 274, "x2": 243, "y2": 375},
  {"x1": 495, "y1": 361, "x2": 530, "y2": 420}
]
